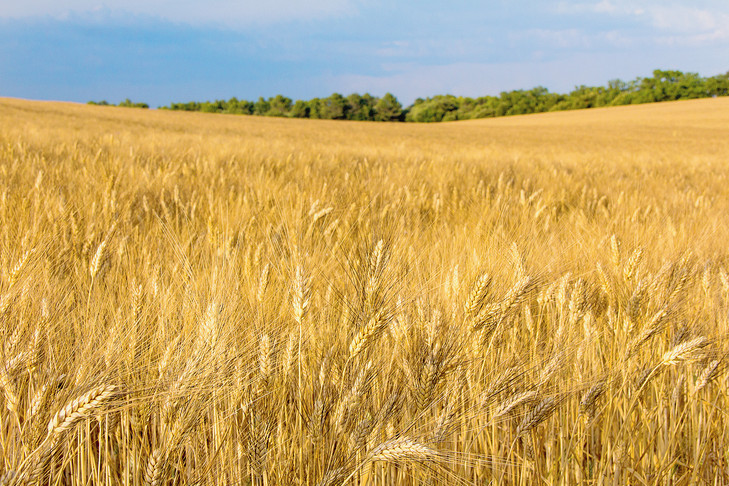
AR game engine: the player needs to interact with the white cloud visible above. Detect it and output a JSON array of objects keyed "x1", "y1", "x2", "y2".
[
  {"x1": 0, "y1": 0, "x2": 359, "y2": 25},
  {"x1": 640, "y1": 5, "x2": 729, "y2": 46},
  {"x1": 556, "y1": 1, "x2": 729, "y2": 46},
  {"x1": 555, "y1": 1, "x2": 642, "y2": 16},
  {"x1": 373, "y1": 38, "x2": 483, "y2": 60},
  {"x1": 508, "y1": 28, "x2": 635, "y2": 50},
  {"x1": 647, "y1": 6, "x2": 727, "y2": 33},
  {"x1": 510, "y1": 28, "x2": 593, "y2": 49},
  {"x1": 656, "y1": 29, "x2": 729, "y2": 47},
  {"x1": 601, "y1": 30, "x2": 633, "y2": 47}
]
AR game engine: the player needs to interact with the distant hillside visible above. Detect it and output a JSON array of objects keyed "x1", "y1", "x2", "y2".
[{"x1": 89, "y1": 68, "x2": 728, "y2": 122}]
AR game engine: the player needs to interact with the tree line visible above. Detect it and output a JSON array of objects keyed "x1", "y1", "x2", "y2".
[
  {"x1": 161, "y1": 92, "x2": 405, "y2": 121},
  {"x1": 89, "y1": 69, "x2": 729, "y2": 122},
  {"x1": 406, "y1": 70, "x2": 729, "y2": 122},
  {"x1": 87, "y1": 98, "x2": 149, "y2": 109}
]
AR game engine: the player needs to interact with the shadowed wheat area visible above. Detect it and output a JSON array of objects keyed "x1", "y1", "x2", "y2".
[{"x1": 1, "y1": 96, "x2": 729, "y2": 485}]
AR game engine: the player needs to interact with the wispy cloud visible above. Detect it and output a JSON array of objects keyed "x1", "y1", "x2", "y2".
[
  {"x1": 591, "y1": 0, "x2": 644, "y2": 16},
  {"x1": 656, "y1": 30, "x2": 729, "y2": 47},
  {"x1": 647, "y1": 6, "x2": 715, "y2": 32},
  {"x1": 555, "y1": 1, "x2": 729, "y2": 47},
  {"x1": 510, "y1": 29, "x2": 590, "y2": 49},
  {"x1": 0, "y1": 0, "x2": 361, "y2": 25}
]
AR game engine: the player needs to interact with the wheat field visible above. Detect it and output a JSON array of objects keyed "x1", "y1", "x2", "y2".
[{"x1": 1, "y1": 96, "x2": 729, "y2": 485}]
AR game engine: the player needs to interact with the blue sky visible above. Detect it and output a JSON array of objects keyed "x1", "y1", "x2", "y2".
[{"x1": 1, "y1": 1, "x2": 728, "y2": 107}]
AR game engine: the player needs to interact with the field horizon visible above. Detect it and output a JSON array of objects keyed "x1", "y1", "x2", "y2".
[{"x1": 1, "y1": 95, "x2": 728, "y2": 485}]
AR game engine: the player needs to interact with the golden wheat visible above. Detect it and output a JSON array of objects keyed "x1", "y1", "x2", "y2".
[{"x1": 0, "y1": 96, "x2": 728, "y2": 484}]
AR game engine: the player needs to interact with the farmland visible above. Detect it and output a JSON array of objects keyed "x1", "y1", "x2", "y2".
[{"x1": 1, "y1": 96, "x2": 729, "y2": 484}]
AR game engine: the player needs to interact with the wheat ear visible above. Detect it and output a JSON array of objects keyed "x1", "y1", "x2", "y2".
[
  {"x1": 516, "y1": 396, "x2": 558, "y2": 437},
  {"x1": 46, "y1": 385, "x2": 118, "y2": 437},
  {"x1": 494, "y1": 390, "x2": 539, "y2": 420},
  {"x1": 315, "y1": 466, "x2": 347, "y2": 486},
  {"x1": 661, "y1": 337, "x2": 710, "y2": 365},
  {"x1": 465, "y1": 272, "x2": 492, "y2": 317},
  {"x1": 694, "y1": 359, "x2": 720, "y2": 393},
  {"x1": 579, "y1": 379, "x2": 607, "y2": 418},
  {"x1": 0, "y1": 368, "x2": 19, "y2": 418},
  {"x1": 349, "y1": 310, "x2": 389, "y2": 359},
  {"x1": 143, "y1": 448, "x2": 165, "y2": 486},
  {"x1": 15, "y1": 385, "x2": 118, "y2": 486},
  {"x1": 89, "y1": 237, "x2": 108, "y2": 279},
  {"x1": 0, "y1": 470, "x2": 17, "y2": 486},
  {"x1": 369, "y1": 436, "x2": 438, "y2": 463}
]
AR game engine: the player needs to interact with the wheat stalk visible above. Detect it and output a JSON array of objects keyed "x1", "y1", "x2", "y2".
[
  {"x1": 46, "y1": 385, "x2": 118, "y2": 437},
  {"x1": 257, "y1": 263, "x2": 270, "y2": 304},
  {"x1": 0, "y1": 368, "x2": 19, "y2": 418},
  {"x1": 661, "y1": 337, "x2": 710, "y2": 365},
  {"x1": 25, "y1": 383, "x2": 49, "y2": 424},
  {"x1": 349, "y1": 310, "x2": 389, "y2": 359},
  {"x1": 516, "y1": 396, "x2": 559, "y2": 436},
  {"x1": 315, "y1": 466, "x2": 347, "y2": 486},
  {"x1": 610, "y1": 234, "x2": 621, "y2": 269},
  {"x1": 143, "y1": 448, "x2": 165, "y2": 486},
  {"x1": 292, "y1": 264, "x2": 310, "y2": 326},
  {"x1": 254, "y1": 333, "x2": 274, "y2": 398},
  {"x1": 627, "y1": 307, "x2": 670, "y2": 357},
  {"x1": 8, "y1": 249, "x2": 34, "y2": 288},
  {"x1": 494, "y1": 390, "x2": 540, "y2": 420},
  {"x1": 579, "y1": 379, "x2": 607, "y2": 419},
  {"x1": 349, "y1": 415, "x2": 374, "y2": 452},
  {"x1": 695, "y1": 359, "x2": 720, "y2": 392},
  {"x1": 500, "y1": 276, "x2": 534, "y2": 317},
  {"x1": 89, "y1": 237, "x2": 108, "y2": 279},
  {"x1": 370, "y1": 436, "x2": 438, "y2": 463},
  {"x1": 465, "y1": 272, "x2": 492, "y2": 317}
]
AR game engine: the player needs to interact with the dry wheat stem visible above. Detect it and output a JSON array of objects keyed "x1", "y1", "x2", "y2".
[
  {"x1": 2, "y1": 97, "x2": 729, "y2": 485},
  {"x1": 47, "y1": 385, "x2": 118, "y2": 437},
  {"x1": 661, "y1": 337, "x2": 710, "y2": 365}
]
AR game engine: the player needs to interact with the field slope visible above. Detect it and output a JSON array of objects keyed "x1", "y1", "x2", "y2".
[{"x1": 1, "y1": 97, "x2": 729, "y2": 485}]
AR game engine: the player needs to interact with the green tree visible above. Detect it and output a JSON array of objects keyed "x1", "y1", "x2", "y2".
[
  {"x1": 118, "y1": 98, "x2": 149, "y2": 109},
  {"x1": 320, "y1": 93, "x2": 347, "y2": 119},
  {"x1": 308, "y1": 98, "x2": 323, "y2": 119},
  {"x1": 267, "y1": 95, "x2": 293, "y2": 117},
  {"x1": 345, "y1": 93, "x2": 374, "y2": 121},
  {"x1": 405, "y1": 95, "x2": 459, "y2": 122},
  {"x1": 374, "y1": 93, "x2": 403, "y2": 121},
  {"x1": 254, "y1": 97, "x2": 270, "y2": 116},
  {"x1": 707, "y1": 72, "x2": 729, "y2": 96},
  {"x1": 240, "y1": 100, "x2": 255, "y2": 115},
  {"x1": 291, "y1": 100, "x2": 310, "y2": 118},
  {"x1": 200, "y1": 102, "x2": 217, "y2": 113}
]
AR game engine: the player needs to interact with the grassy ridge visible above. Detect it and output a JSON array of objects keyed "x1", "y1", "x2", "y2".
[{"x1": 1, "y1": 97, "x2": 729, "y2": 484}]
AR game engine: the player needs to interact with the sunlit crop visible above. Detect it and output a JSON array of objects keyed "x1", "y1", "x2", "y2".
[{"x1": 1, "y1": 97, "x2": 728, "y2": 485}]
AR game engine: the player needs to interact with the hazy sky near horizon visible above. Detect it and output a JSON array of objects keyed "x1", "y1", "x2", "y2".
[{"x1": 1, "y1": 1, "x2": 727, "y2": 106}]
